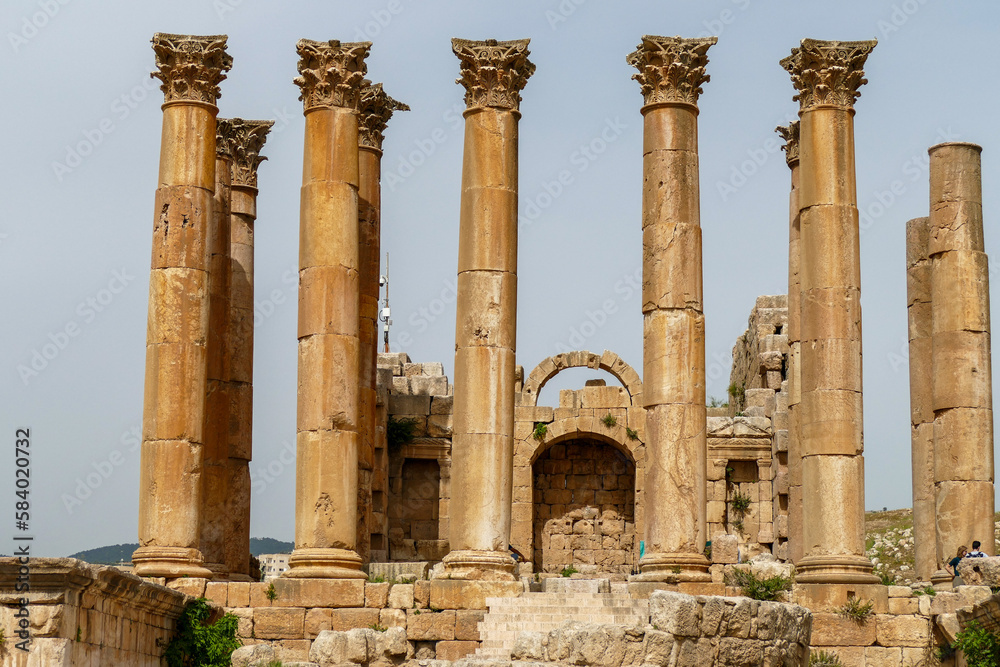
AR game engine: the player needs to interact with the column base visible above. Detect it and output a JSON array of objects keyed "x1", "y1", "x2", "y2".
[
  {"x1": 283, "y1": 548, "x2": 367, "y2": 579},
  {"x1": 437, "y1": 550, "x2": 517, "y2": 581},
  {"x1": 794, "y1": 554, "x2": 880, "y2": 584},
  {"x1": 203, "y1": 561, "x2": 230, "y2": 581},
  {"x1": 132, "y1": 546, "x2": 214, "y2": 579},
  {"x1": 931, "y1": 568, "x2": 954, "y2": 589},
  {"x1": 630, "y1": 551, "x2": 712, "y2": 583}
]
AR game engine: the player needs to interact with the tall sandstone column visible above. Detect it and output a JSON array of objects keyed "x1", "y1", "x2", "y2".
[
  {"x1": 134, "y1": 33, "x2": 232, "y2": 579},
  {"x1": 782, "y1": 39, "x2": 879, "y2": 584},
  {"x1": 222, "y1": 118, "x2": 273, "y2": 581},
  {"x1": 777, "y1": 122, "x2": 804, "y2": 565},
  {"x1": 200, "y1": 122, "x2": 234, "y2": 578},
  {"x1": 628, "y1": 35, "x2": 715, "y2": 582},
  {"x1": 929, "y1": 142, "x2": 995, "y2": 567},
  {"x1": 356, "y1": 84, "x2": 408, "y2": 564},
  {"x1": 286, "y1": 39, "x2": 370, "y2": 579},
  {"x1": 906, "y1": 216, "x2": 936, "y2": 581},
  {"x1": 443, "y1": 38, "x2": 534, "y2": 581}
]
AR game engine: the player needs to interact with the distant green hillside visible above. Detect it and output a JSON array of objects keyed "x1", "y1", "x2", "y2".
[{"x1": 70, "y1": 538, "x2": 292, "y2": 564}]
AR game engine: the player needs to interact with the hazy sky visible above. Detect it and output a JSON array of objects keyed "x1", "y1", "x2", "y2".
[{"x1": 2, "y1": 0, "x2": 997, "y2": 557}]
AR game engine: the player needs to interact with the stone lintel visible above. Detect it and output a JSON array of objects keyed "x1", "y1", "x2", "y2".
[
  {"x1": 358, "y1": 83, "x2": 410, "y2": 151},
  {"x1": 218, "y1": 118, "x2": 275, "y2": 188},
  {"x1": 151, "y1": 32, "x2": 232, "y2": 106},
  {"x1": 781, "y1": 38, "x2": 877, "y2": 111},
  {"x1": 294, "y1": 39, "x2": 371, "y2": 111},
  {"x1": 777, "y1": 121, "x2": 800, "y2": 166},
  {"x1": 452, "y1": 38, "x2": 535, "y2": 112},
  {"x1": 626, "y1": 35, "x2": 717, "y2": 108}
]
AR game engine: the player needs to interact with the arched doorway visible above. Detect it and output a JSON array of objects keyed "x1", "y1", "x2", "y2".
[{"x1": 532, "y1": 438, "x2": 636, "y2": 576}]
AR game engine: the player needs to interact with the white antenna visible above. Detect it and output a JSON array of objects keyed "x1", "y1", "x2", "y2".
[{"x1": 379, "y1": 252, "x2": 391, "y2": 352}]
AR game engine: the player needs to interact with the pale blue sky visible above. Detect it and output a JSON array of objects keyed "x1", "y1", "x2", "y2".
[{"x1": 1, "y1": 0, "x2": 996, "y2": 556}]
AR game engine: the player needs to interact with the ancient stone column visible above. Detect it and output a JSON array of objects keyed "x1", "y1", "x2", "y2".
[
  {"x1": 781, "y1": 38, "x2": 878, "y2": 584},
  {"x1": 356, "y1": 84, "x2": 408, "y2": 564},
  {"x1": 627, "y1": 35, "x2": 715, "y2": 582},
  {"x1": 221, "y1": 118, "x2": 273, "y2": 581},
  {"x1": 928, "y1": 142, "x2": 995, "y2": 566},
  {"x1": 199, "y1": 121, "x2": 234, "y2": 579},
  {"x1": 286, "y1": 39, "x2": 370, "y2": 579},
  {"x1": 442, "y1": 38, "x2": 534, "y2": 581},
  {"x1": 133, "y1": 33, "x2": 232, "y2": 579},
  {"x1": 778, "y1": 122, "x2": 804, "y2": 565}
]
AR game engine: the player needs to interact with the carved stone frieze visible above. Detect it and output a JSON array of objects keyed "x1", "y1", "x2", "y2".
[
  {"x1": 452, "y1": 38, "x2": 535, "y2": 111},
  {"x1": 151, "y1": 33, "x2": 233, "y2": 105},
  {"x1": 627, "y1": 35, "x2": 716, "y2": 107},
  {"x1": 781, "y1": 38, "x2": 877, "y2": 111},
  {"x1": 217, "y1": 119, "x2": 275, "y2": 188},
  {"x1": 294, "y1": 39, "x2": 371, "y2": 111}
]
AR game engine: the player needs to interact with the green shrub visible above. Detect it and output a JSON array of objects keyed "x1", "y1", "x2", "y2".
[
  {"x1": 387, "y1": 416, "x2": 419, "y2": 450},
  {"x1": 625, "y1": 427, "x2": 639, "y2": 441},
  {"x1": 369, "y1": 622, "x2": 388, "y2": 632},
  {"x1": 726, "y1": 568, "x2": 791, "y2": 601},
  {"x1": 560, "y1": 565, "x2": 578, "y2": 577},
  {"x1": 837, "y1": 597, "x2": 874, "y2": 624},
  {"x1": 730, "y1": 491, "x2": 751, "y2": 516},
  {"x1": 532, "y1": 422, "x2": 548, "y2": 442},
  {"x1": 953, "y1": 622, "x2": 1000, "y2": 667},
  {"x1": 728, "y1": 383, "x2": 745, "y2": 403},
  {"x1": 877, "y1": 571, "x2": 896, "y2": 586},
  {"x1": 601, "y1": 414, "x2": 617, "y2": 428},
  {"x1": 163, "y1": 598, "x2": 241, "y2": 667},
  {"x1": 265, "y1": 582, "x2": 277, "y2": 601},
  {"x1": 809, "y1": 649, "x2": 844, "y2": 666}
]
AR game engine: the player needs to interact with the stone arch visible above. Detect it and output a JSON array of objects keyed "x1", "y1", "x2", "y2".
[{"x1": 520, "y1": 350, "x2": 642, "y2": 407}]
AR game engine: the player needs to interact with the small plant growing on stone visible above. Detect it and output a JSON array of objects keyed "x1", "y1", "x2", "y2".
[
  {"x1": 601, "y1": 413, "x2": 617, "y2": 428},
  {"x1": 707, "y1": 395, "x2": 727, "y2": 408},
  {"x1": 727, "y1": 382, "x2": 745, "y2": 404},
  {"x1": 809, "y1": 649, "x2": 845, "y2": 666},
  {"x1": 0, "y1": 627, "x2": 5, "y2": 648},
  {"x1": 726, "y1": 568, "x2": 792, "y2": 602},
  {"x1": 368, "y1": 574, "x2": 386, "y2": 583},
  {"x1": 560, "y1": 565, "x2": 578, "y2": 577},
  {"x1": 265, "y1": 582, "x2": 277, "y2": 602},
  {"x1": 877, "y1": 571, "x2": 896, "y2": 586},
  {"x1": 837, "y1": 596, "x2": 874, "y2": 624},
  {"x1": 915, "y1": 586, "x2": 936, "y2": 597},
  {"x1": 670, "y1": 566, "x2": 682, "y2": 575},
  {"x1": 532, "y1": 422, "x2": 548, "y2": 442},
  {"x1": 953, "y1": 621, "x2": 1000, "y2": 667},
  {"x1": 369, "y1": 622, "x2": 388, "y2": 633},
  {"x1": 731, "y1": 519, "x2": 745, "y2": 534},
  {"x1": 625, "y1": 426, "x2": 639, "y2": 441},
  {"x1": 163, "y1": 598, "x2": 241, "y2": 667},
  {"x1": 730, "y1": 491, "x2": 752, "y2": 517},
  {"x1": 387, "y1": 416, "x2": 419, "y2": 451}
]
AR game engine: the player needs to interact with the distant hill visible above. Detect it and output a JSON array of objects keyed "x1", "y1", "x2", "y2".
[{"x1": 69, "y1": 538, "x2": 292, "y2": 564}]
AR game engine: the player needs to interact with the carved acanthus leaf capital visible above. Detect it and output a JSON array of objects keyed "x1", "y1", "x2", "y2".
[
  {"x1": 781, "y1": 38, "x2": 876, "y2": 111},
  {"x1": 217, "y1": 119, "x2": 275, "y2": 188},
  {"x1": 776, "y1": 121, "x2": 800, "y2": 165},
  {"x1": 452, "y1": 38, "x2": 535, "y2": 111},
  {"x1": 151, "y1": 33, "x2": 233, "y2": 105},
  {"x1": 294, "y1": 39, "x2": 371, "y2": 111},
  {"x1": 627, "y1": 35, "x2": 717, "y2": 108},
  {"x1": 358, "y1": 84, "x2": 410, "y2": 151}
]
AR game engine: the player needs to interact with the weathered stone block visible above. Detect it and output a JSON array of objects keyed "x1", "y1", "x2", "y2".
[
  {"x1": 365, "y1": 582, "x2": 390, "y2": 608},
  {"x1": 228, "y1": 581, "x2": 250, "y2": 607},
  {"x1": 272, "y1": 579, "x2": 365, "y2": 608},
  {"x1": 809, "y1": 612, "x2": 875, "y2": 646},
  {"x1": 254, "y1": 607, "x2": 305, "y2": 640},
  {"x1": 388, "y1": 583, "x2": 414, "y2": 609},
  {"x1": 304, "y1": 608, "x2": 332, "y2": 638},
  {"x1": 874, "y1": 614, "x2": 931, "y2": 647},
  {"x1": 711, "y1": 534, "x2": 738, "y2": 564},
  {"x1": 436, "y1": 640, "x2": 479, "y2": 661},
  {"x1": 406, "y1": 609, "x2": 455, "y2": 640},
  {"x1": 330, "y1": 607, "x2": 380, "y2": 631},
  {"x1": 455, "y1": 609, "x2": 486, "y2": 641},
  {"x1": 429, "y1": 579, "x2": 522, "y2": 610}
]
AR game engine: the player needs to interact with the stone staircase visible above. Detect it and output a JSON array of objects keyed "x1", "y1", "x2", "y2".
[{"x1": 476, "y1": 579, "x2": 650, "y2": 659}]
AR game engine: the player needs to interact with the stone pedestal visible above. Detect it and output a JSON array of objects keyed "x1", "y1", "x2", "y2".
[
  {"x1": 221, "y1": 118, "x2": 273, "y2": 581},
  {"x1": 781, "y1": 38, "x2": 878, "y2": 584},
  {"x1": 442, "y1": 38, "x2": 534, "y2": 581},
  {"x1": 286, "y1": 39, "x2": 371, "y2": 579},
  {"x1": 357, "y1": 84, "x2": 408, "y2": 564},
  {"x1": 928, "y1": 142, "x2": 995, "y2": 569},
  {"x1": 133, "y1": 33, "x2": 232, "y2": 579},
  {"x1": 627, "y1": 35, "x2": 715, "y2": 583}
]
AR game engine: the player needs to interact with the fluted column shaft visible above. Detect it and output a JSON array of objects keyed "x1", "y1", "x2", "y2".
[
  {"x1": 629, "y1": 35, "x2": 715, "y2": 582},
  {"x1": 443, "y1": 38, "x2": 533, "y2": 581},
  {"x1": 929, "y1": 142, "x2": 995, "y2": 567},
  {"x1": 286, "y1": 39, "x2": 370, "y2": 579},
  {"x1": 133, "y1": 33, "x2": 231, "y2": 579},
  {"x1": 783, "y1": 38, "x2": 878, "y2": 584}
]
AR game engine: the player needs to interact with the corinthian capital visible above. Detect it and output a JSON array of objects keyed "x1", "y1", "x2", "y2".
[
  {"x1": 776, "y1": 121, "x2": 800, "y2": 166},
  {"x1": 627, "y1": 35, "x2": 716, "y2": 108},
  {"x1": 217, "y1": 119, "x2": 275, "y2": 188},
  {"x1": 452, "y1": 38, "x2": 535, "y2": 112},
  {"x1": 151, "y1": 33, "x2": 233, "y2": 105},
  {"x1": 358, "y1": 84, "x2": 410, "y2": 151},
  {"x1": 294, "y1": 39, "x2": 371, "y2": 111},
  {"x1": 781, "y1": 38, "x2": 877, "y2": 111}
]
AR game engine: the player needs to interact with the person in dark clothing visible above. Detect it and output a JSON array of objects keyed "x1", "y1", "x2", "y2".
[
  {"x1": 949, "y1": 545, "x2": 968, "y2": 579},
  {"x1": 967, "y1": 540, "x2": 987, "y2": 558}
]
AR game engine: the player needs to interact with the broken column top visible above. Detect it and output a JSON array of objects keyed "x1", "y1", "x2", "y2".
[
  {"x1": 358, "y1": 83, "x2": 410, "y2": 151},
  {"x1": 217, "y1": 119, "x2": 275, "y2": 188},
  {"x1": 151, "y1": 32, "x2": 233, "y2": 105},
  {"x1": 776, "y1": 121, "x2": 800, "y2": 166},
  {"x1": 626, "y1": 35, "x2": 717, "y2": 108},
  {"x1": 452, "y1": 38, "x2": 535, "y2": 112},
  {"x1": 294, "y1": 39, "x2": 371, "y2": 111},
  {"x1": 780, "y1": 38, "x2": 877, "y2": 111}
]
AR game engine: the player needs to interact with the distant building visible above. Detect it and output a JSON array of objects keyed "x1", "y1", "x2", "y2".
[{"x1": 258, "y1": 553, "x2": 290, "y2": 581}]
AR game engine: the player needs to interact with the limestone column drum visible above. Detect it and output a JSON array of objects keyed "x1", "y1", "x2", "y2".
[
  {"x1": 781, "y1": 38, "x2": 879, "y2": 584},
  {"x1": 286, "y1": 39, "x2": 371, "y2": 579},
  {"x1": 928, "y1": 142, "x2": 995, "y2": 567},
  {"x1": 356, "y1": 84, "x2": 407, "y2": 564},
  {"x1": 221, "y1": 118, "x2": 273, "y2": 581},
  {"x1": 778, "y1": 122, "x2": 804, "y2": 565},
  {"x1": 442, "y1": 38, "x2": 534, "y2": 580},
  {"x1": 628, "y1": 35, "x2": 715, "y2": 582},
  {"x1": 133, "y1": 33, "x2": 232, "y2": 579}
]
